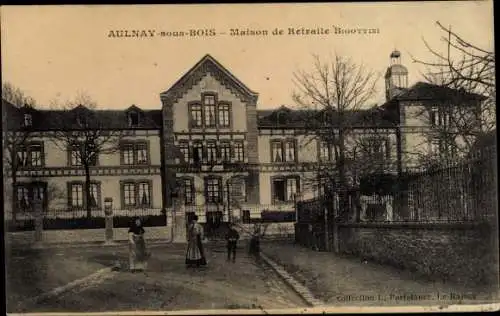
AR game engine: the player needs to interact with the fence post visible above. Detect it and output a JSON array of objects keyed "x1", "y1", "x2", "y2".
[
  {"x1": 33, "y1": 197, "x2": 43, "y2": 244},
  {"x1": 104, "y1": 198, "x2": 115, "y2": 245}
]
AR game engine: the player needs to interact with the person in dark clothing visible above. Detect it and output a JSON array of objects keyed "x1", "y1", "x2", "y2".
[
  {"x1": 128, "y1": 217, "x2": 148, "y2": 272},
  {"x1": 225, "y1": 223, "x2": 240, "y2": 263}
]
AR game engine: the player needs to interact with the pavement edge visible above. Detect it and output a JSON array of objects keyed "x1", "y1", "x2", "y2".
[
  {"x1": 258, "y1": 252, "x2": 325, "y2": 307},
  {"x1": 17, "y1": 264, "x2": 119, "y2": 309}
]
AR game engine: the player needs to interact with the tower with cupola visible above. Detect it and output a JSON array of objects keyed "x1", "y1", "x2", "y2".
[{"x1": 385, "y1": 50, "x2": 408, "y2": 101}]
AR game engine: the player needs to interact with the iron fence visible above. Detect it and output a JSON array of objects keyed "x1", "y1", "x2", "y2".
[
  {"x1": 182, "y1": 204, "x2": 296, "y2": 224},
  {"x1": 296, "y1": 145, "x2": 496, "y2": 225},
  {"x1": 295, "y1": 145, "x2": 497, "y2": 248},
  {"x1": 5, "y1": 208, "x2": 166, "y2": 232}
]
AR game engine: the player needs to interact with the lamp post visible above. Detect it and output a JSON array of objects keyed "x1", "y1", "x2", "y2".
[{"x1": 104, "y1": 197, "x2": 114, "y2": 244}]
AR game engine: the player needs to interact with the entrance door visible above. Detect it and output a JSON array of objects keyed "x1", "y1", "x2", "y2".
[{"x1": 205, "y1": 211, "x2": 225, "y2": 239}]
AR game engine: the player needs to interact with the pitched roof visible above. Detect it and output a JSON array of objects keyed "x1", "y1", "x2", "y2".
[
  {"x1": 392, "y1": 82, "x2": 485, "y2": 101},
  {"x1": 3, "y1": 102, "x2": 162, "y2": 131},
  {"x1": 257, "y1": 106, "x2": 398, "y2": 129},
  {"x1": 160, "y1": 54, "x2": 259, "y2": 104}
]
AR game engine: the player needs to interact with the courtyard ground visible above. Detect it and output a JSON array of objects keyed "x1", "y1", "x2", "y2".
[
  {"x1": 6, "y1": 242, "x2": 306, "y2": 313},
  {"x1": 261, "y1": 240, "x2": 499, "y2": 307}
]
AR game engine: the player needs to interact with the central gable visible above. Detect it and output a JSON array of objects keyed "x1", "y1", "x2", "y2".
[{"x1": 160, "y1": 54, "x2": 259, "y2": 105}]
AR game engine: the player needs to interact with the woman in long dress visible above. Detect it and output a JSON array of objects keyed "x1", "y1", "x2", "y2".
[
  {"x1": 129, "y1": 218, "x2": 148, "y2": 272},
  {"x1": 185, "y1": 215, "x2": 207, "y2": 268}
]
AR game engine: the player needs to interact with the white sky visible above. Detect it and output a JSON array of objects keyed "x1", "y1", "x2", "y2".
[{"x1": 1, "y1": 2, "x2": 494, "y2": 110}]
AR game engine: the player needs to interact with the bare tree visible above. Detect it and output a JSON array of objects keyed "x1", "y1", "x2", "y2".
[
  {"x1": 2, "y1": 82, "x2": 36, "y2": 108},
  {"x1": 2, "y1": 83, "x2": 38, "y2": 221},
  {"x1": 412, "y1": 21, "x2": 495, "y2": 164},
  {"x1": 292, "y1": 54, "x2": 380, "y2": 221},
  {"x1": 50, "y1": 93, "x2": 125, "y2": 218}
]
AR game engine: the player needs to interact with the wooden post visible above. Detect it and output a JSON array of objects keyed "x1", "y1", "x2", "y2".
[
  {"x1": 172, "y1": 196, "x2": 187, "y2": 243},
  {"x1": 324, "y1": 205, "x2": 330, "y2": 252},
  {"x1": 104, "y1": 197, "x2": 115, "y2": 245},
  {"x1": 33, "y1": 197, "x2": 43, "y2": 244}
]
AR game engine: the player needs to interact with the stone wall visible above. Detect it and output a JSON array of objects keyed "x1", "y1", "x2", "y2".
[
  {"x1": 6, "y1": 222, "x2": 295, "y2": 247},
  {"x1": 6, "y1": 226, "x2": 173, "y2": 246},
  {"x1": 337, "y1": 222, "x2": 499, "y2": 287}
]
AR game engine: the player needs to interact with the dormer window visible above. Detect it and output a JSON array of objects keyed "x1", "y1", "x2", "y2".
[
  {"x1": 76, "y1": 115, "x2": 87, "y2": 127},
  {"x1": 128, "y1": 111, "x2": 139, "y2": 127},
  {"x1": 24, "y1": 114, "x2": 32, "y2": 127}
]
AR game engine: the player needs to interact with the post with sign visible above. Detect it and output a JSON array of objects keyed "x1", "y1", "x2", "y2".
[{"x1": 104, "y1": 197, "x2": 115, "y2": 244}]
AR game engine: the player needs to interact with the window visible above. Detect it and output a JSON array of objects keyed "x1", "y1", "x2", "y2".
[
  {"x1": 432, "y1": 138, "x2": 456, "y2": 157},
  {"x1": 88, "y1": 183, "x2": 99, "y2": 208},
  {"x1": 183, "y1": 178, "x2": 194, "y2": 205},
  {"x1": 190, "y1": 104, "x2": 203, "y2": 128},
  {"x1": 206, "y1": 141, "x2": 217, "y2": 162},
  {"x1": 205, "y1": 104, "x2": 216, "y2": 127},
  {"x1": 24, "y1": 114, "x2": 32, "y2": 127},
  {"x1": 430, "y1": 107, "x2": 451, "y2": 127},
  {"x1": 272, "y1": 176, "x2": 300, "y2": 203},
  {"x1": 234, "y1": 141, "x2": 244, "y2": 162},
  {"x1": 179, "y1": 142, "x2": 190, "y2": 163},
  {"x1": 123, "y1": 183, "x2": 136, "y2": 207},
  {"x1": 122, "y1": 144, "x2": 134, "y2": 165},
  {"x1": 229, "y1": 179, "x2": 247, "y2": 203},
  {"x1": 205, "y1": 177, "x2": 221, "y2": 204},
  {"x1": 76, "y1": 115, "x2": 87, "y2": 127},
  {"x1": 70, "y1": 145, "x2": 82, "y2": 166},
  {"x1": 271, "y1": 140, "x2": 296, "y2": 163},
  {"x1": 430, "y1": 108, "x2": 439, "y2": 126},
  {"x1": 319, "y1": 141, "x2": 332, "y2": 162},
  {"x1": 69, "y1": 142, "x2": 97, "y2": 166},
  {"x1": 30, "y1": 144, "x2": 42, "y2": 167},
  {"x1": 363, "y1": 138, "x2": 389, "y2": 160},
  {"x1": 17, "y1": 186, "x2": 31, "y2": 209},
  {"x1": 69, "y1": 183, "x2": 84, "y2": 208},
  {"x1": 121, "y1": 142, "x2": 148, "y2": 165},
  {"x1": 286, "y1": 178, "x2": 298, "y2": 201},
  {"x1": 128, "y1": 112, "x2": 139, "y2": 127},
  {"x1": 138, "y1": 182, "x2": 151, "y2": 206},
  {"x1": 284, "y1": 140, "x2": 296, "y2": 162},
  {"x1": 203, "y1": 94, "x2": 217, "y2": 127},
  {"x1": 68, "y1": 182, "x2": 100, "y2": 209},
  {"x1": 121, "y1": 181, "x2": 152, "y2": 208},
  {"x1": 203, "y1": 95, "x2": 216, "y2": 105},
  {"x1": 17, "y1": 143, "x2": 44, "y2": 167},
  {"x1": 16, "y1": 145, "x2": 28, "y2": 167},
  {"x1": 192, "y1": 142, "x2": 203, "y2": 164},
  {"x1": 16, "y1": 183, "x2": 46, "y2": 211},
  {"x1": 218, "y1": 104, "x2": 231, "y2": 127},
  {"x1": 136, "y1": 143, "x2": 148, "y2": 164},
  {"x1": 271, "y1": 141, "x2": 283, "y2": 162},
  {"x1": 220, "y1": 142, "x2": 231, "y2": 162}
]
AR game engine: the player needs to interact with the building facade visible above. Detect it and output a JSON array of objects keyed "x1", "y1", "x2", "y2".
[{"x1": 3, "y1": 52, "x2": 484, "y2": 223}]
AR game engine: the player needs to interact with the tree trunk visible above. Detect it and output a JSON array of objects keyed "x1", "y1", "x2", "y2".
[
  {"x1": 337, "y1": 127, "x2": 350, "y2": 223},
  {"x1": 85, "y1": 165, "x2": 92, "y2": 219},
  {"x1": 11, "y1": 170, "x2": 17, "y2": 223}
]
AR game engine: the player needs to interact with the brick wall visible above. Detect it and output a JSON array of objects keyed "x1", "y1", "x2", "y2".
[{"x1": 337, "y1": 222, "x2": 499, "y2": 287}]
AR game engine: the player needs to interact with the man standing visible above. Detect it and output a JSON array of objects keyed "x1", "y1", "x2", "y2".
[{"x1": 225, "y1": 223, "x2": 240, "y2": 263}]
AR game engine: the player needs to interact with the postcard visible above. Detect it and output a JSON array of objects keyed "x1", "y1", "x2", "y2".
[{"x1": 1, "y1": 2, "x2": 497, "y2": 315}]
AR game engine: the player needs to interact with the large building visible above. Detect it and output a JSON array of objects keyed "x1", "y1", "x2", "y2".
[{"x1": 2, "y1": 51, "x2": 485, "y2": 223}]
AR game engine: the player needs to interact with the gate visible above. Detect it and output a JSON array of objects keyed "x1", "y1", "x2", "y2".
[{"x1": 296, "y1": 198, "x2": 329, "y2": 251}]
